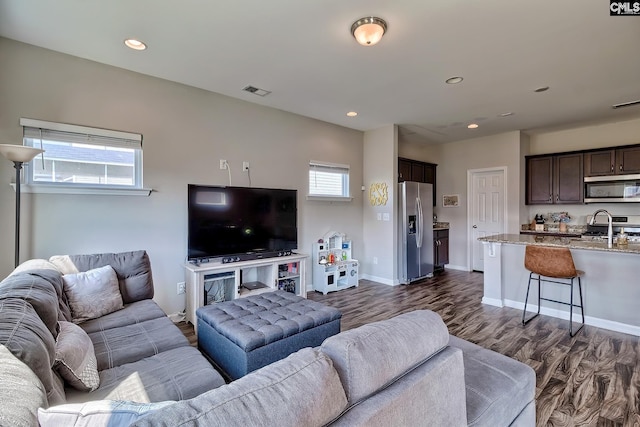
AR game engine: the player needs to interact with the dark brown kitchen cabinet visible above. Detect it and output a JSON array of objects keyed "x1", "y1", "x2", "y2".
[
  {"x1": 434, "y1": 229, "x2": 449, "y2": 272},
  {"x1": 584, "y1": 146, "x2": 640, "y2": 176},
  {"x1": 526, "y1": 153, "x2": 583, "y2": 204},
  {"x1": 398, "y1": 157, "x2": 437, "y2": 206}
]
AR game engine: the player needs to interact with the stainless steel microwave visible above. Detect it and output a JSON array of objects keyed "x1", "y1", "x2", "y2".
[{"x1": 584, "y1": 174, "x2": 640, "y2": 203}]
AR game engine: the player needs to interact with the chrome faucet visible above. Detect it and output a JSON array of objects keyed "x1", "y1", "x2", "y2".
[{"x1": 589, "y1": 209, "x2": 613, "y2": 248}]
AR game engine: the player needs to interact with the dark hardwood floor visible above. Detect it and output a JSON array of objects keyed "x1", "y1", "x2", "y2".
[{"x1": 180, "y1": 270, "x2": 640, "y2": 427}]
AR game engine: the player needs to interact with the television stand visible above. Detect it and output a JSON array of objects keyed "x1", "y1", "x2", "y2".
[{"x1": 184, "y1": 253, "x2": 308, "y2": 334}]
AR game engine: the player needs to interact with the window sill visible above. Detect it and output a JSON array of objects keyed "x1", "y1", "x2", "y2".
[
  {"x1": 11, "y1": 184, "x2": 153, "y2": 196},
  {"x1": 306, "y1": 195, "x2": 352, "y2": 202}
]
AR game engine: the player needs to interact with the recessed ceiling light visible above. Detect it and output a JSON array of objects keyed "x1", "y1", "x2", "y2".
[
  {"x1": 467, "y1": 123, "x2": 479, "y2": 129},
  {"x1": 534, "y1": 86, "x2": 549, "y2": 93},
  {"x1": 346, "y1": 111, "x2": 358, "y2": 117},
  {"x1": 124, "y1": 38, "x2": 147, "y2": 51},
  {"x1": 499, "y1": 112, "x2": 514, "y2": 117},
  {"x1": 446, "y1": 77, "x2": 464, "y2": 84}
]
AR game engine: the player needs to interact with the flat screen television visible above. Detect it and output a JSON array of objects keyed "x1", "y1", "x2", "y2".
[{"x1": 187, "y1": 184, "x2": 297, "y2": 262}]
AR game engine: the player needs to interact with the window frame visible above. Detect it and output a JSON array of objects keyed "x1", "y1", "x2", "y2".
[
  {"x1": 307, "y1": 160, "x2": 352, "y2": 201},
  {"x1": 19, "y1": 118, "x2": 151, "y2": 196}
]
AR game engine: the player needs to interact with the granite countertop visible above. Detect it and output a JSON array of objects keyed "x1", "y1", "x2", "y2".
[
  {"x1": 433, "y1": 222, "x2": 449, "y2": 230},
  {"x1": 478, "y1": 234, "x2": 640, "y2": 255}
]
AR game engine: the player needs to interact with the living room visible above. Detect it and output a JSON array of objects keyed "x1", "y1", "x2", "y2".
[{"x1": 1, "y1": 1, "x2": 640, "y2": 425}]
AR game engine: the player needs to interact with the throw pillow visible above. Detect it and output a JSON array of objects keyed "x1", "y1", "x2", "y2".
[
  {"x1": 62, "y1": 265, "x2": 123, "y2": 323},
  {"x1": 38, "y1": 400, "x2": 175, "y2": 427},
  {"x1": 54, "y1": 321, "x2": 100, "y2": 392}
]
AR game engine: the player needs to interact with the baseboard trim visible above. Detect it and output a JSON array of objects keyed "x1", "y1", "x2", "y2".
[
  {"x1": 481, "y1": 297, "x2": 504, "y2": 307},
  {"x1": 443, "y1": 264, "x2": 469, "y2": 272},
  {"x1": 503, "y1": 299, "x2": 640, "y2": 337}
]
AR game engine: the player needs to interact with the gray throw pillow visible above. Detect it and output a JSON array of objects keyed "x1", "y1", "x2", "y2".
[
  {"x1": 54, "y1": 321, "x2": 99, "y2": 391},
  {"x1": 0, "y1": 344, "x2": 48, "y2": 427},
  {"x1": 62, "y1": 265, "x2": 124, "y2": 323}
]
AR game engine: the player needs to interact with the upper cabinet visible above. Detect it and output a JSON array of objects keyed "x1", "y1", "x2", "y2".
[
  {"x1": 398, "y1": 157, "x2": 437, "y2": 206},
  {"x1": 526, "y1": 153, "x2": 583, "y2": 205},
  {"x1": 584, "y1": 146, "x2": 640, "y2": 176}
]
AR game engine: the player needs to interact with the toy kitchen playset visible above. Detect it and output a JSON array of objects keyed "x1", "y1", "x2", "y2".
[{"x1": 312, "y1": 232, "x2": 359, "y2": 294}]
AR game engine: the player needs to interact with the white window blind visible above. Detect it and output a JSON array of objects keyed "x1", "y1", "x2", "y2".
[
  {"x1": 20, "y1": 118, "x2": 144, "y2": 190},
  {"x1": 309, "y1": 161, "x2": 350, "y2": 198}
]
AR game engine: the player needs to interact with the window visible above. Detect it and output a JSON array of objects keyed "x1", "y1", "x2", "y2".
[
  {"x1": 308, "y1": 161, "x2": 350, "y2": 199},
  {"x1": 20, "y1": 118, "x2": 148, "y2": 195}
]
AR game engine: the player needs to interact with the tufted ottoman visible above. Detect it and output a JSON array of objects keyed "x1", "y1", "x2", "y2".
[{"x1": 196, "y1": 290, "x2": 342, "y2": 380}]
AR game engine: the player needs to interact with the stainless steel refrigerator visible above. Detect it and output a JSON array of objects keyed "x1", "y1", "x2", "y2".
[{"x1": 398, "y1": 181, "x2": 434, "y2": 284}]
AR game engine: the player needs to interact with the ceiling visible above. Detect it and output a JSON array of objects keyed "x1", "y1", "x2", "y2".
[{"x1": 1, "y1": 0, "x2": 640, "y2": 144}]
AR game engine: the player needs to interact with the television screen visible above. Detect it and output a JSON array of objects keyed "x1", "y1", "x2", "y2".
[{"x1": 188, "y1": 185, "x2": 297, "y2": 261}]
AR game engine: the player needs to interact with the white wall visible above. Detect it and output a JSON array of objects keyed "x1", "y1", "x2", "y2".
[
  {"x1": 436, "y1": 131, "x2": 525, "y2": 269},
  {"x1": 0, "y1": 38, "x2": 364, "y2": 315},
  {"x1": 526, "y1": 117, "x2": 640, "y2": 224},
  {"x1": 361, "y1": 125, "x2": 397, "y2": 284}
]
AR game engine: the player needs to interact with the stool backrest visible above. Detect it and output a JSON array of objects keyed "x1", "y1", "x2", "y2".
[{"x1": 524, "y1": 245, "x2": 577, "y2": 278}]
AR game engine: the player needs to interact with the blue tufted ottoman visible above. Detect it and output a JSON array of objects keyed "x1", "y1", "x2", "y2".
[{"x1": 196, "y1": 290, "x2": 342, "y2": 380}]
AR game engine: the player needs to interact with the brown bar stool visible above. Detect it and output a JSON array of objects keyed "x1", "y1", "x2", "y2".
[{"x1": 522, "y1": 245, "x2": 585, "y2": 336}]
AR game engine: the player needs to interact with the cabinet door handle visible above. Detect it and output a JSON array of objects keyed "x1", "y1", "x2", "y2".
[
  {"x1": 611, "y1": 164, "x2": 614, "y2": 172},
  {"x1": 620, "y1": 164, "x2": 623, "y2": 172},
  {"x1": 556, "y1": 195, "x2": 559, "y2": 202},
  {"x1": 549, "y1": 194, "x2": 552, "y2": 202}
]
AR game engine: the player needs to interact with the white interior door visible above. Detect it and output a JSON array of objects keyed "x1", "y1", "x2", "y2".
[{"x1": 470, "y1": 169, "x2": 505, "y2": 271}]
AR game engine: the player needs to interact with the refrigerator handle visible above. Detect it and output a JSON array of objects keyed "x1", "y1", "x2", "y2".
[{"x1": 416, "y1": 196, "x2": 423, "y2": 248}]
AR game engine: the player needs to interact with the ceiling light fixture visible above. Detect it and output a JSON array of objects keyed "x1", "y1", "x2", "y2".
[
  {"x1": 467, "y1": 123, "x2": 479, "y2": 129},
  {"x1": 499, "y1": 112, "x2": 514, "y2": 117},
  {"x1": 346, "y1": 111, "x2": 358, "y2": 117},
  {"x1": 534, "y1": 86, "x2": 549, "y2": 93},
  {"x1": 446, "y1": 77, "x2": 464, "y2": 84},
  {"x1": 124, "y1": 38, "x2": 147, "y2": 51},
  {"x1": 351, "y1": 17, "x2": 387, "y2": 46}
]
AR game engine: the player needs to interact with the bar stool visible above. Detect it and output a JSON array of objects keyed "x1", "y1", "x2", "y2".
[{"x1": 522, "y1": 245, "x2": 585, "y2": 336}]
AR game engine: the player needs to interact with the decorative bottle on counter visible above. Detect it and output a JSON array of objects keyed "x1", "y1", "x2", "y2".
[{"x1": 617, "y1": 228, "x2": 628, "y2": 247}]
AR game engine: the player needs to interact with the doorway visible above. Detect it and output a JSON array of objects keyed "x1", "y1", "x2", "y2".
[{"x1": 467, "y1": 168, "x2": 507, "y2": 272}]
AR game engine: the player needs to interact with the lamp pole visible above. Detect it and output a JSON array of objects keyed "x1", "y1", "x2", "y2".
[{"x1": 0, "y1": 144, "x2": 44, "y2": 267}]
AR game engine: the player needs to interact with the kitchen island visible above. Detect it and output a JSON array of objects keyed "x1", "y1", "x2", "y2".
[{"x1": 478, "y1": 234, "x2": 640, "y2": 336}]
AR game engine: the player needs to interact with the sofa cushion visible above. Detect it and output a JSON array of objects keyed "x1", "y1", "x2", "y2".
[
  {"x1": 0, "y1": 298, "x2": 65, "y2": 405},
  {"x1": 80, "y1": 299, "x2": 167, "y2": 334},
  {"x1": 65, "y1": 346, "x2": 226, "y2": 404},
  {"x1": 321, "y1": 309, "x2": 450, "y2": 405},
  {"x1": 131, "y1": 347, "x2": 348, "y2": 427},
  {"x1": 448, "y1": 335, "x2": 536, "y2": 427},
  {"x1": 38, "y1": 400, "x2": 175, "y2": 427},
  {"x1": 8, "y1": 258, "x2": 60, "y2": 277},
  {"x1": 87, "y1": 316, "x2": 189, "y2": 370},
  {"x1": 50, "y1": 250, "x2": 154, "y2": 304},
  {"x1": 63, "y1": 265, "x2": 124, "y2": 323},
  {"x1": 54, "y1": 321, "x2": 100, "y2": 391},
  {"x1": 0, "y1": 270, "x2": 63, "y2": 337},
  {"x1": 0, "y1": 344, "x2": 48, "y2": 427}
]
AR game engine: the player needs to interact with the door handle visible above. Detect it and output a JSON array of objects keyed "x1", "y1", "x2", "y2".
[{"x1": 472, "y1": 225, "x2": 478, "y2": 229}]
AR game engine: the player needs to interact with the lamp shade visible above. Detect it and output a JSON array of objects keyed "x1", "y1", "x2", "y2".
[
  {"x1": 351, "y1": 17, "x2": 387, "y2": 46},
  {"x1": 0, "y1": 144, "x2": 44, "y2": 163}
]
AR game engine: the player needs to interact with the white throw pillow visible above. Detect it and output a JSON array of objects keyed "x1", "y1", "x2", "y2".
[
  {"x1": 54, "y1": 321, "x2": 100, "y2": 391},
  {"x1": 62, "y1": 265, "x2": 123, "y2": 323}
]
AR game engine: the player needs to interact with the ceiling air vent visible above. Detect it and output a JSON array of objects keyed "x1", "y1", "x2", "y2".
[
  {"x1": 242, "y1": 85, "x2": 271, "y2": 97},
  {"x1": 612, "y1": 99, "x2": 640, "y2": 109}
]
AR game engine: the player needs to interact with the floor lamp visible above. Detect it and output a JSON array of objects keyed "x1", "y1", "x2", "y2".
[{"x1": 0, "y1": 144, "x2": 44, "y2": 267}]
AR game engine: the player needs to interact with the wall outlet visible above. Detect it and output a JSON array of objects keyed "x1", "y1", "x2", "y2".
[
  {"x1": 242, "y1": 161, "x2": 250, "y2": 171},
  {"x1": 219, "y1": 159, "x2": 228, "y2": 170},
  {"x1": 373, "y1": 257, "x2": 378, "y2": 265},
  {"x1": 177, "y1": 282, "x2": 186, "y2": 295}
]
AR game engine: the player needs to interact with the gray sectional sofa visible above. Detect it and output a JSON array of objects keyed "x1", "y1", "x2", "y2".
[
  {"x1": 0, "y1": 250, "x2": 225, "y2": 427},
  {"x1": 0, "y1": 250, "x2": 536, "y2": 426}
]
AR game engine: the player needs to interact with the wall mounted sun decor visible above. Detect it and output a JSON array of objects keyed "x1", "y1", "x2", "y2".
[{"x1": 369, "y1": 182, "x2": 389, "y2": 206}]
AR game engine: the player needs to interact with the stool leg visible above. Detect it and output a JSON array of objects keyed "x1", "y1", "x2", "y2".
[
  {"x1": 522, "y1": 272, "x2": 540, "y2": 325},
  {"x1": 569, "y1": 277, "x2": 585, "y2": 337}
]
